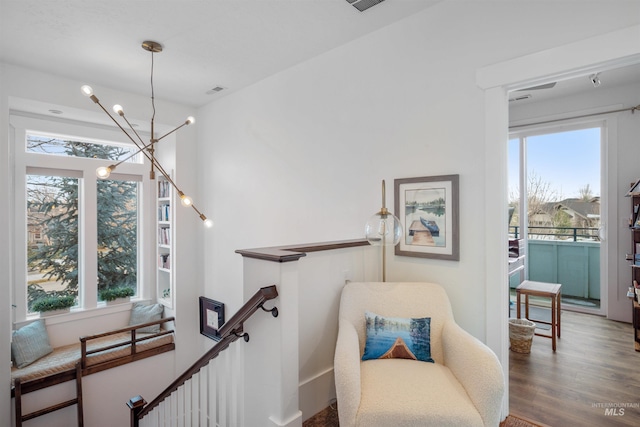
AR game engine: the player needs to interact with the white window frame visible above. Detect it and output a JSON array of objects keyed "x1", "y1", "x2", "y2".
[{"x1": 10, "y1": 113, "x2": 154, "y2": 322}]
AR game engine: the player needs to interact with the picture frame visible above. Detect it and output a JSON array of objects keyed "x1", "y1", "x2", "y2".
[
  {"x1": 394, "y1": 175, "x2": 459, "y2": 261},
  {"x1": 199, "y1": 296, "x2": 225, "y2": 341}
]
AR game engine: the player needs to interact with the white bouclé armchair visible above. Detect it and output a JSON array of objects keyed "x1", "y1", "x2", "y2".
[{"x1": 334, "y1": 282, "x2": 505, "y2": 427}]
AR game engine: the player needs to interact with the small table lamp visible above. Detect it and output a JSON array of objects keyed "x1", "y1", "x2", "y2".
[{"x1": 365, "y1": 180, "x2": 402, "y2": 281}]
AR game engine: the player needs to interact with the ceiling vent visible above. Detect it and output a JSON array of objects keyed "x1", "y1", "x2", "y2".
[
  {"x1": 206, "y1": 86, "x2": 226, "y2": 95},
  {"x1": 509, "y1": 94, "x2": 532, "y2": 103},
  {"x1": 346, "y1": 0, "x2": 386, "y2": 12}
]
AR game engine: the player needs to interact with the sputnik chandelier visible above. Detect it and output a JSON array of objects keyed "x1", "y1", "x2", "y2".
[{"x1": 81, "y1": 40, "x2": 212, "y2": 228}]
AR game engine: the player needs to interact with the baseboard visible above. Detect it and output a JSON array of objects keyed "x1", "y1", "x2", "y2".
[
  {"x1": 269, "y1": 410, "x2": 303, "y2": 427},
  {"x1": 299, "y1": 367, "x2": 336, "y2": 422}
]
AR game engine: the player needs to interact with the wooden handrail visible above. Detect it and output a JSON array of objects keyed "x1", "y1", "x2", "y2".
[
  {"x1": 129, "y1": 285, "x2": 278, "y2": 424},
  {"x1": 236, "y1": 238, "x2": 369, "y2": 262}
]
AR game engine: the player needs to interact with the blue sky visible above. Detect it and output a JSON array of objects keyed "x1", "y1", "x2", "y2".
[{"x1": 508, "y1": 127, "x2": 601, "y2": 201}]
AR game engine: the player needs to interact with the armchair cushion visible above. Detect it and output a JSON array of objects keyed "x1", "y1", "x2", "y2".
[
  {"x1": 358, "y1": 359, "x2": 483, "y2": 427},
  {"x1": 362, "y1": 312, "x2": 433, "y2": 362}
]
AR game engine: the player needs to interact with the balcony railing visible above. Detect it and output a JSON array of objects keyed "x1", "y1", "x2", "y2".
[
  {"x1": 508, "y1": 227, "x2": 601, "y2": 303},
  {"x1": 509, "y1": 225, "x2": 600, "y2": 242}
]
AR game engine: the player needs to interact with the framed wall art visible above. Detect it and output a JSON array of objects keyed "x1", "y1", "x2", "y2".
[
  {"x1": 199, "y1": 296, "x2": 225, "y2": 341},
  {"x1": 394, "y1": 175, "x2": 459, "y2": 261}
]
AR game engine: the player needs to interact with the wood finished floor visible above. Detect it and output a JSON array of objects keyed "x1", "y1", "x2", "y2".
[{"x1": 510, "y1": 309, "x2": 640, "y2": 426}]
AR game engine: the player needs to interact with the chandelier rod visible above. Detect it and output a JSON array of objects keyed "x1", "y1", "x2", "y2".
[
  {"x1": 89, "y1": 95, "x2": 205, "y2": 217},
  {"x1": 82, "y1": 40, "x2": 211, "y2": 227},
  {"x1": 149, "y1": 49, "x2": 157, "y2": 179}
]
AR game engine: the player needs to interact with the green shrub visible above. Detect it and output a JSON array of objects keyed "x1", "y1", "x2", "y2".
[
  {"x1": 99, "y1": 286, "x2": 135, "y2": 301},
  {"x1": 32, "y1": 295, "x2": 76, "y2": 312}
]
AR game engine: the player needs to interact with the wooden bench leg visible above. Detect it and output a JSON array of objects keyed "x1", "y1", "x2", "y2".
[
  {"x1": 14, "y1": 378, "x2": 23, "y2": 427},
  {"x1": 76, "y1": 362, "x2": 84, "y2": 426},
  {"x1": 13, "y1": 364, "x2": 83, "y2": 427}
]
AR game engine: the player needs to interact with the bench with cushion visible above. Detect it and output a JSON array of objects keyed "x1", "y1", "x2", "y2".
[{"x1": 10, "y1": 303, "x2": 175, "y2": 426}]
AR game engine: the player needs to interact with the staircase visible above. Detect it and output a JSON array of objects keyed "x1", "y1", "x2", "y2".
[{"x1": 128, "y1": 285, "x2": 278, "y2": 426}]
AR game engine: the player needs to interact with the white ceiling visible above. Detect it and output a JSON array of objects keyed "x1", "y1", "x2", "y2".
[
  {"x1": 0, "y1": 0, "x2": 444, "y2": 108},
  {"x1": 2, "y1": 1, "x2": 638, "y2": 111}
]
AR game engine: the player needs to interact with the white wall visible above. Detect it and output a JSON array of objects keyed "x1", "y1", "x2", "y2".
[
  {"x1": 198, "y1": 1, "x2": 640, "y2": 341},
  {"x1": 297, "y1": 247, "x2": 378, "y2": 420},
  {"x1": 510, "y1": 79, "x2": 640, "y2": 322}
]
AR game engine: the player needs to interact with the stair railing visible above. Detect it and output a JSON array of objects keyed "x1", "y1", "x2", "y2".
[{"x1": 127, "y1": 285, "x2": 279, "y2": 426}]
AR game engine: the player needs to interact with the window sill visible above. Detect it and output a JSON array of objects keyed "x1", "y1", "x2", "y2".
[{"x1": 17, "y1": 298, "x2": 151, "y2": 328}]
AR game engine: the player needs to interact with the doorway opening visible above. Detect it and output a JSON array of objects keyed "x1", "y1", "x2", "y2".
[{"x1": 508, "y1": 124, "x2": 603, "y2": 314}]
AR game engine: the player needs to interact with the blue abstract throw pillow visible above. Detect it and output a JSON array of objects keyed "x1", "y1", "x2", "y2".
[{"x1": 362, "y1": 311, "x2": 434, "y2": 363}]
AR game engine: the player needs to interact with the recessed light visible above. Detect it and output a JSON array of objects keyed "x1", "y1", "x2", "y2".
[{"x1": 49, "y1": 109, "x2": 63, "y2": 114}]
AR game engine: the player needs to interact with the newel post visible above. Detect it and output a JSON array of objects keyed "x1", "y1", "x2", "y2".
[
  {"x1": 237, "y1": 249, "x2": 306, "y2": 427},
  {"x1": 127, "y1": 395, "x2": 146, "y2": 427}
]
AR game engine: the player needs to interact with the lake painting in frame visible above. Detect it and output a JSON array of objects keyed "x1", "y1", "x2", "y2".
[{"x1": 394, "y1": 175, "x2": 459, "y2": 260}]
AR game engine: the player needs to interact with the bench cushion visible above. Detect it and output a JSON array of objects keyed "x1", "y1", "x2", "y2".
[{"x1": 11, "y1": 331, "x2": 173, "y2": 386}]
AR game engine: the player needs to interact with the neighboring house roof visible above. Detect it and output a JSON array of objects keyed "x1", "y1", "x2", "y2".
[{"x1": 542, "y1": 197, "x2": 600, "y2": 220}]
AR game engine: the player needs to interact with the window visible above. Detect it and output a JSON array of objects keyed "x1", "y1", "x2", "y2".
[
  {"x1": 26, "y1": 132, "x2": 141, "y2": 162},
  {"x1": 96, "y1": 178, "x2": 139, "y2": 302},
  {"x1": 27, "y1": 172, "x2": 80, "y2": 313},
  {"x1": 12, "y1": 114, "x2": 151, "y2": 320}
]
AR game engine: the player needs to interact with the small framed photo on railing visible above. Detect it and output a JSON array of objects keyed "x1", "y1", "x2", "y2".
[{"x1": 199, "y1": 297, "x2": 225, "y2": 341}]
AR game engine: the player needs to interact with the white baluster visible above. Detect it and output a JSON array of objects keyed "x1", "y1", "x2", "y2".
[{"x1": 184, "y1": 378, "x2": 192, "y2": 426}]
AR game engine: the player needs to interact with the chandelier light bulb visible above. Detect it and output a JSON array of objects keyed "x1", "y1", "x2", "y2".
[
  {"x1": 186, "y1": 116, "x2": 195, "y2": 125},
  {"x1": 113, "y1": 104, "x2": 124, "y2": 116},
  {"x1": 96, "y1": 166, "x2": 112, "y2": 179},
  {"x1": 180, "y1": 194, "x2": 193, "y2": 207},
  {"x1": 81, "y1": 85, "x2": 94, "y2": 97},
  {"x1": 200, "y1": 213, "x2": 213, "y2": 228}
]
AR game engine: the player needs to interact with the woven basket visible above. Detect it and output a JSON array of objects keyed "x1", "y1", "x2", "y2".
[{"x1": 509, "y1": 318, "x2": 536, "y2": 354}]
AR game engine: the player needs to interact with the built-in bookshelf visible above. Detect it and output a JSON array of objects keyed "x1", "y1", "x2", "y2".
[
  {"x1": 157, "y1": 175, "x2": 173, "y2": 308},
  {"x1": 626, "y1": 179, "x2": 640, "y2": 350}
]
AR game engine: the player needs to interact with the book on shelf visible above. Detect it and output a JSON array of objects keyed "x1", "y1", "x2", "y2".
[
  {"x1": 158, "y1": 204, "x2": 170, "y2": 221},
  {"x1": 158, "y1": 227, "x2": 171, "y2": 245},
  {"x1": 159, "y1": 253, "x2": 170, "y2": 270},
  {"x1": 158, "y1": 180, "x2": 171, "y2": 198}
]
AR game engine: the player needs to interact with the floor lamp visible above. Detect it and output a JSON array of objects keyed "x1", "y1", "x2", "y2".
[{"x1": 365, "y1": 180, "x2": 402, "y2": 281}]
